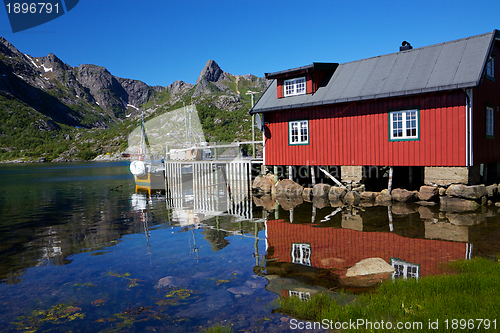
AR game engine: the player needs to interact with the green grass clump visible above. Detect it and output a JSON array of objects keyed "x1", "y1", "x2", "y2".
[
  {"x1": 276, "y1": 258, "x2": 500, "y2": 332},
  {"x1": 202, "y1": 324, "x2": 233, "y2": 333}
]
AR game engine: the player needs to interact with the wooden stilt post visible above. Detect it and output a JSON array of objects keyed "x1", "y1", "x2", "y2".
[
  {"x1": 311, "y1": 166, "x2": 316, "y2": 186},
  {"x1": 388, "y1": 166, "x2": 394, "y2": 193},
  {"x1": 409, "y1": 166, "x2": 413, "y2": 190},
  {"x1": 388, "y1": 206, "x2": 394, "y2": 232},
  {"x1": 288, "y1": 166, "x2": 293, "y2": 180}
]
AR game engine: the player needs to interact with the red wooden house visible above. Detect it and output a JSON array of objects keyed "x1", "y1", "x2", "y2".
[{"x1": 250, "y1": 30, "x2": 500, "y2": 186}]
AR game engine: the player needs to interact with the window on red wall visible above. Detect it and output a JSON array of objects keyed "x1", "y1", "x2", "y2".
[
  {"x1": 389, "y1": 109, "x2": 420, "y2": 141},
  {"x1": 289, "y1": 120, "x2": 309, "y2": 145},
  {"x1": 486, "y1": 106, "x2": 495, "y2": 138},
  {"x1": 486, "y1": 56, "x2": 495, "y2": 80},
  {"x1": 291, "y1": 243, "x2": 311, "y2": 266}
]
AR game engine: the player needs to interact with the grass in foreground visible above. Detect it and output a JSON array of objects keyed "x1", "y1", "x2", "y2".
[
  {"x1": 275, "y1": 258, "x2": 500, "y2": 332},
  {"x1": 202, "y1": 324, "x2": 233, "y2": 333}
]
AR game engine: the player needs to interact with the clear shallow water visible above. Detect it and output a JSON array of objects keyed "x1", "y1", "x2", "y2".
[
  {"x1": 1, "y1": 162, "x2": 500, "y2": 332},
  {"x1": 0, "y1": 162, "x2": 283, "y2": 332}
]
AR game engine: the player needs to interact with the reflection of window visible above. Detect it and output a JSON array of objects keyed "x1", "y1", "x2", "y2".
[
  {"x1": 390, "y1": 258, "x2": 420, "y2": 280},
  {"x1": 486, "y1": 56, "x2": 495, "y2": 79},
  {"x1": 291, "y1": 243, "x2": 311, "y2": 266},
  {"x1": 284, "y1": 77, "x2": 306, "y2": 97},
  {"x1": 289, "y1": 290, "x2": 311, "y2": 301},
  {"x1": 486, "y1": 106, "x2": 494, "y2": 138},
  {"x1": 389, "y1": 109, "x2": 419, "y2": 141},
  {"x1": 289, "y1": 120, "x2": 309, "y2": 145}
]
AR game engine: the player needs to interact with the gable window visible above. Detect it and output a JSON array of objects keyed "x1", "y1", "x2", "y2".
[
  {"x1": 389, "y1": 109, "x2": 420, "y2": 141},
  {"x1": 486, "y1": 106, "x2": 494, "y2": 138},
  {"x1": 284, "y1": 77, "x2": 306, "y2": 97},
  {"x1": 291, "y1": 243, "x2": 311, "y2": 266},
  {"x1": 289, "y1": 120, "x2": 309, "y2": 145},
  {"x1": 486, "y1": 56, "x2": 495, "y2": 79}
]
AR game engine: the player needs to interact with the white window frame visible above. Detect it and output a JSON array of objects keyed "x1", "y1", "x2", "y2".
[
  {"x1": 284, "y1": 77, "x2": 306, "y2": 97},
  {"x1": 291, "y1": 243, "x2": 311, "y2": 266},
  {"x1": 389, "y1": 109, "x2": 419, "y2": 141},
  {"x1": 486, "y1": 106, "x2": 494, "y2": 138},
  {"x1": 486, "y1": 56, "x2": 495, "y2": 78},
  {"x1": 289, "y1": 290, "x2": 311, "y2": 301},
  {"x1": 289, "y1": 120, "x2": 309, "y2": 145},
  {"x1": 391, "y1": 258, "x2": 420, "y2": 280}
]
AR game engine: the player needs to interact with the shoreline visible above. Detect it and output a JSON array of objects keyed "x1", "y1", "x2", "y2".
[{"x1": 0, "y1": 153, "x2": 123, "y2": 164}]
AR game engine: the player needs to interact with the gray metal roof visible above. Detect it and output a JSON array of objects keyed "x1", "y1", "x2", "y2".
[{"x1": 251, "y1": 30, "x2": 499, "y2": 113}]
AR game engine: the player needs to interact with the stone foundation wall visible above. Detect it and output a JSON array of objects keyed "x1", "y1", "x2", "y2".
[
  {"x1": 341, "y1": 166, "x2": 363, "y2": 183},
  {"x1": 253, "y1": 173, "x2": 500, "y2": 213}
]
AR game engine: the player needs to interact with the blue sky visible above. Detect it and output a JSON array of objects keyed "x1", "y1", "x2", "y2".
[{"x1": 1, "y1": 0, "x2": 499, "y2": 87}]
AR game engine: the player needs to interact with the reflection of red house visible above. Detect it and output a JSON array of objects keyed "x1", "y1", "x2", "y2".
[{"x1": 266, "y1": 219, "x2": 467, "y2": 278}]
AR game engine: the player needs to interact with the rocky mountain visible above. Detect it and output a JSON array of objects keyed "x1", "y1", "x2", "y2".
[
  {"x1": 0, "y1": 36, "x2": 268, "y2": 162},
  {"x1": 194, "y1": 59, "x2": 266, "y2": 111},
  {"x1": 0, "y1": 37, "x2": 160, "y2": 127}
]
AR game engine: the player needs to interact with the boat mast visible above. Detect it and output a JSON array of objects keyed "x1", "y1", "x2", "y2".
[{"x1": 140, "y1": 109, "x2": 146, "y2": 160}]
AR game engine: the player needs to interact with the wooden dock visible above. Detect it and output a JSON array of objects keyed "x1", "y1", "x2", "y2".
[{"x1": 163, "y1": 141, "x2": 264, "y2": 221}]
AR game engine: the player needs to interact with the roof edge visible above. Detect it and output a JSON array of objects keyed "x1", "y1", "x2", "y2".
[
  {"x1": 265, "y1": 62, "x2": 338, "y2": 79},
  {"x1": 475, "y1": 29, "x2": 500, "y2": 87},
  {"x1": 250, "y1": 84, "x2": 476, "y2": 114}
]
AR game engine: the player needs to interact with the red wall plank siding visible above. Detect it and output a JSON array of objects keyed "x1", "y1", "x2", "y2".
[
  {"x1": 277, "y1": 79, "x2": 283, "y2": 99},
  {"x1": 265, "y1": 90, "x2": 467, "y2": 167},
  {"x1": 306, "y1": 73, "x2": 313, "y2": 94},
  {"x1": 471, "y1": 43, "x2": 500, "y2": 164}
]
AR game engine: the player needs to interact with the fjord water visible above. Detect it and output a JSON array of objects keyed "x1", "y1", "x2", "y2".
[
  {"x1": 0, "y1": 162, "x2": 280, "y2": 332},
  {"x1": 1, "y1": 162, "x2": 500, "y2": 332}
]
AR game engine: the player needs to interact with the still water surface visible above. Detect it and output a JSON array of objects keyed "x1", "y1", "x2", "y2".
[{"x1": 1, "y1": 162, "x2": 499, "y2": 332}]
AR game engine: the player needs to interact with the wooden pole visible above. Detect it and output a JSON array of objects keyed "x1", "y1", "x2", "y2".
[
  {"x1": 311, "y1": 166, "x2": 316, "y2": 186},
  {"x1": 318, "y1": 167, "x2": 344, "y2": 188},
  {"x1": 388, "y1": 206, "x2": 394, "y2": 232},
  {"x1": 388, "y1": 166, "x2": 394, "y2": 193},
  {"x1": 408, "y1": 166, "x2": 413, "y2": 190}
]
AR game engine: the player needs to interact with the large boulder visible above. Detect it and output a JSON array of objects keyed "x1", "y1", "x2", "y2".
[
  {"x1": 345, "y1": 258, "x2": 394, "y2": 277},
  {"x1": 343, "y1": 191, "x2": 361, "y2": 206},
  {"x1": 360, "y1": 191, "x2": 377, "y2": 202},
  {"x1": 446, "y1": 212, "x2": 485, "y2": 226},
  {"x1": 418, "y1": 185, "x2": 439, "y2": 201},
  {"x1": 391, "y1": 188, "x2": 418, "y2": 202},
  {"x1": 275, "y1": 195, "x2": 294, "y2": 211},
  {"x1": 486, "y1": 184, "x2": 498, "y2": 198},
  {"x1": 275, "y1": 179, "x2": 299, "y2": 197},
  {"x1": 285, "y1": 182, "x2": 304, "y2": 197},
  {"x1": 289, "y1": 195, "x2": 304, "y2": 206},
  {"x1": 252, "y1": 195, "x2": 276, "y2": 211},
  {"x1": 155, "y1": 276, "x2": 186, "y2": 289},
  {"x1": 329, "y1": 186, "x2": 346, "y2": 202},
  {"x1": 392, "y1": 203, "x2": 418, "y2": 215},
  {"x1": 302, "y1": 188, "x2": 313, "y2": 202},
  {"x1": 313, "y1": 196, "x2": 330, "y2": 209},
  {"x1": 440, "y1": 196, "x2": 480, "y2": 212},
  {"x1": 252, "y1": 174, "x2": 277, "y2": 194},
  {"x1": 375, "y1": 193, "x2": 392, "y2": 205},
  {"x1": 418, "y1": 206, "x2": 439, "y2": 220},
  {"x1": 445, "y1": 184, "x2": 487, "y2": 200}
]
